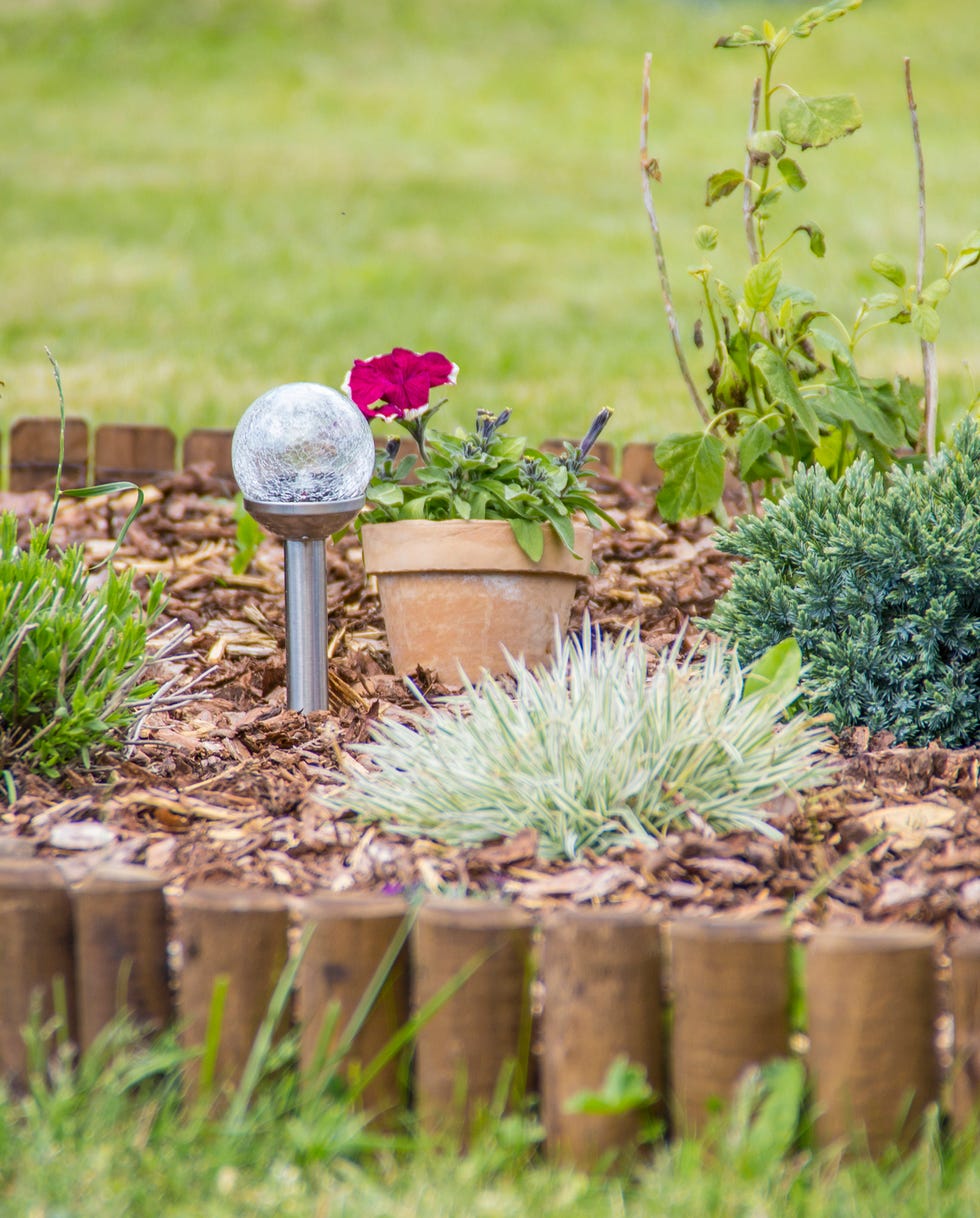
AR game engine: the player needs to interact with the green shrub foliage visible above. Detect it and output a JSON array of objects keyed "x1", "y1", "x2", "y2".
[
  {"x1": 709, "y1": 417, "x2": 980, "y2": 746},
  {"x1": 0, "y1": 513, "x2": 166, "y2": 777}
]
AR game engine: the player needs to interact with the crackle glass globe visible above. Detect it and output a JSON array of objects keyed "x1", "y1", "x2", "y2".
[{"x1": 232, "y1": 383, "x2": 375, "y2": 503}]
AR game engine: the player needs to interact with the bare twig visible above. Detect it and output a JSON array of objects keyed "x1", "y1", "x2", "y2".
[
  {"x1": 905, "y1": 57, "x2": 938, "y2": 457},
  {"x1": 640, "y1": 53, "x2": 711, "y2": 425},
  {"x1": 743, "y1": 78, "x2": 762, "y2": 265}
]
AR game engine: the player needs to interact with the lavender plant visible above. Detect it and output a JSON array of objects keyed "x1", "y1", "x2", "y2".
[
  {"x1": 0, "y1": 515, "x2": 168, "y2": 780},
  {"x1": 0, "y1": 355, "x2": 187, "y2": 792},
  {"x1": 316, "y1": 622, "x2": 832, "y2": 859}
]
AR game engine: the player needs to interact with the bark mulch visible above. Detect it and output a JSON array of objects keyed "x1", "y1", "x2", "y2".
[{"x1": 2, "y1": 469, "x2": 979, "y2": 940}]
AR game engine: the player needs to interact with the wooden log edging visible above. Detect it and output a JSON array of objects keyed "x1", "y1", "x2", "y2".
[
  {"x1": 412, "y1": 899, "x2": 535, "y2": 1140},
  {"x1": 951, "y1": 935, "x2": 980, "y2": 1130},
  {"x1": 178, "y1": 886, "x2": 291, "y2": 1098},
  {"x1": 669, "y1": 917, "x2": 791, "y2": 1136},
  {"x1": 2, "y1": 416, "x2": 665, "y2": 493},
  {"x1": 807, "y1": 926, "x2": 940, "y2": 1156},
  {"x1": 542, "y1": 906, "x2": 664, "y2": 1167},
  {"x1": 296, "y1": 892, "x2": 411, "y2": 1121},
  {"x1": 0, "y1": 860, "x2": 76, "y2": 1088},
  {"x1": 0, "y1": 859, "x2": 976, "y2": 1162},
  {"x1": 72, "y1": 862, "x2": 172, "y2": 1053}
]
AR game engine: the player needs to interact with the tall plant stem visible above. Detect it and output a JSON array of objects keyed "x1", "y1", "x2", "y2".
[
  {"x1": 640, "y1": 53, "x2": 711, "y2": 426},
  {"x1": 905, "y1": 57, "x2": 938, "y2": 457},
  {"x1": 743, "y1": 78, "x2": 762, "y2": 265},
  {"x1": 45, "y1": 347, "x2": 67, "y2": 531}
]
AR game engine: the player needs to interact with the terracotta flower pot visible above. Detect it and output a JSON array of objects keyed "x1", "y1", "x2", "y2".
[{"x1": 360, "y1": 519, "x2": 593, "y2": 682}]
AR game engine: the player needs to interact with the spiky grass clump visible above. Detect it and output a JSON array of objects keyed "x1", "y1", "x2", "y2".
[{"x1": 318, "y1": 624, "x2": 833, "y2": 859}]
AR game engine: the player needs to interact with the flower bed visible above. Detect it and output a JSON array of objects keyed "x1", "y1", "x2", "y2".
[{"x1": 2, "y1": 468, "x2": 978, "y2": 937}]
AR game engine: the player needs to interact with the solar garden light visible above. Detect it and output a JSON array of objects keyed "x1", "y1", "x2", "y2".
[{"x1": 231, "y1": 382, "x2": 376, "y2": 713}]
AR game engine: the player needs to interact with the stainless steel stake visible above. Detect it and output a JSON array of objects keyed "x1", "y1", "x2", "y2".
[
  {"x1": 243, "y1": 497, "x2": 364, "y2": 714},
  {"x1": 283, "y1": 538, "x2": 329, "y2": 712}
]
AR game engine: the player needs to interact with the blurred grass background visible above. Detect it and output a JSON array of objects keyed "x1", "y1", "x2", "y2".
[{"x1": 0, "y1": 0, "x2": 976, "y2": 451}]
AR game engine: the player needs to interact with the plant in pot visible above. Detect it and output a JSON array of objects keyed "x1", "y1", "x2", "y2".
[{"x1": 342, "y1": 346, "x2": 616, "y2": 682}]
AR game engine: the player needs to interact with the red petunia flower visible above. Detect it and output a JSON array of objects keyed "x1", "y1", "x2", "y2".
[{"x1": 342, "y1": 347, "x2": 458, "y2": 422}]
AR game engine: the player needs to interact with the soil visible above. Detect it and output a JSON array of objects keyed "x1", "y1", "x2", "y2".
[{"x1": 2, "y1": 469, "x2": 979, "y2": 940}]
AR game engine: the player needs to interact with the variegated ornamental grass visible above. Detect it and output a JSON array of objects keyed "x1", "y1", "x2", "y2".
[{"x1": 318, "y1": 623, "x2": 834, "y2": 859}]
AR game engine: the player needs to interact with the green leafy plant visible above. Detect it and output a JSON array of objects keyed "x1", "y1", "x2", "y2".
[
  {"x1": 641, "y1": 0, "x2": 980, "y2": 521},
  {"x1": 709, "y1": 416, "x2": 980, "y2": 747},
  {"x1": 0, "y1": 353, "x2": 179, "y2": 788},
  {"x1": 0, "y1": 514, "x2": 168, "y2": 779},
  {"x1": 343, "y1": 347, "x2": 617, "y2": 560},
  {"x1": 315, "y1": 620, "x2": 832, "y2": 859},
  {"x1": 231, "y1": 493, "x2": 266, "y2": 575}
]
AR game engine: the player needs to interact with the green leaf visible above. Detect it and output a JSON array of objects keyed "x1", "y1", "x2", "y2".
[
  {"x1": 714, "y1": 25, "x2": 765, "y2": 49},
  {"x1": 743, "y1": 259, "x2": 783, "y2": 312},
  {"x1": 794, "y1": 223, "x2": 825, "y2": 257},
  {"x1": 739, "y1": 421, "x2": 774, "y2": 479},
  {"x1": 819, "y1": 381, "x2": 905, "y2": 448},
  {"x1": 883, "y1": 374, "x2": 926, "y2": 437},
  {"x1": 812, "y1": 424, "x2": 845, "y2": 471},
  {"x1": 480, "y1": 477, "x2": 519, "y2": 501},
  {"x1": 705, "y1": 168, "x2": 744, "y2": 206},
  {"x1": 230, "y1": 506, "x2": 265, "y2": 575},
  {"x1": 655, "y1": 432, "x2": 726, "y2": 522},
  {"x1": 949, "y1": 230, "x2": 980, "y2": 277},
  {"x1": 920, "y1": 278, "x2": 951, "y2": 307},
  {"x1": 716, "y1": 279, "x2": 738, "y2": 311},
  {"x1": 910, "y1": 302, "x2": 941, "y2": 342},
  {"x1": 494, "y1": 435, "x2": 528, "y2": 460},
  {"x1": 866, "y1": 291, "x2": 902, "y2": 311},
  {"x1": 509, "y1": 518, "x2": 544, "y2": 562},
  {"x1": 400, "y1": 494, "x2": 431, "y2": 520},
  {"x1": 753, "y1": 187, "x2": 783, "y2": 214},
  {"x1": 732, "y1": 1059, "x2": 808, "y2": 1178},
  {"x1": 871, "y1": 255, "x2": 907, "y2": 288},
  {"x1": 63, "y1": 481, "x2": 144, "y2": 565},
  {"x1": 365, "y1": 481, "x2": 404, "y2": 506},
  {"x1": 547, "y1": 465, "x2": 569, "y2": 494},
  {"x1": 418, "y1": 464, "x2": 451, "y2": 485},
  {"x1": 564, "y1": 1056, "x2": 655, "y2": 1117},
  {"x1": 695, "y1": 225, "x2": 719, "y2": 251},
  {"x1": 776, "y1": 157, "x2": 807, "y2": 191},
  {"x1": 776, "y1": 297, "x2": 795, "y2": 330},
  {"x1": 809, "y1": 325, "x2": 853, "y2": 362},
  {"x1": 467, "y1": 489, "x2": 491, "y2": 519},
  {"x1": 791, "y1": 0, "x2": 862, "y2": 39},
  {"x1": 750, "y1": 346, "x2": 821, "y2": 443},
  {"x1": 539, "y1": 506, "x2": 577, "y2": 554},
  {"x1": 779, "y1": 94, "x2": 862, "y2": 149},
  {"x1": 742, "y1": 638, "x2": 803, "y2": 707},
  {"x1": 857, "y1": 375, "x2": 915, "y2": 448}
]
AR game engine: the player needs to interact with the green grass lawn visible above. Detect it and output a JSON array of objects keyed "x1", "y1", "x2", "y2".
[
  {"x1": 2, "y1": 1020, "x2": 979, "y2": 1217},
  {"x1": 0, "y1": 0, "x2": 977, "y2": 451}
]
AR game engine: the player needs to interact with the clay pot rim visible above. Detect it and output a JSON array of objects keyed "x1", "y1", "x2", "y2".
[{"x1": 360, "y1": 518, "x2": 593, "y2": 576}]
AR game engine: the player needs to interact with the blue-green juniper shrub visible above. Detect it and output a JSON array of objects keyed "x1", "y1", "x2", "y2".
[{"x1": 709, "y1": 416, "x2": 980, "y2": 746}]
